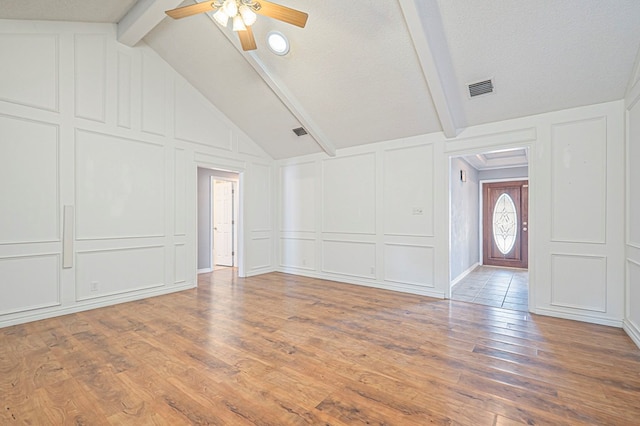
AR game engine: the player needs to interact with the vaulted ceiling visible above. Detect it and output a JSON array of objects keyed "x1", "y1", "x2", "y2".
[{"x1": 2, "y1": 0, "x2": 640, "y2": 159}]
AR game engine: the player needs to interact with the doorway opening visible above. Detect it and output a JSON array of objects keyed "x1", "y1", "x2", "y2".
[
  {"x1": 197, "y1": 167, "x2": 240, "y2": 277},
  {"x1": 448, "y1": 147, "x2": 530, "y2": 312}
]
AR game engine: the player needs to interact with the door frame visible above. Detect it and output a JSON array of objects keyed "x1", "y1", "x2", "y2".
[
  {"x1": 446, "y1": 144, "x2": 534, "y2": 313},
  {"x1": 478, "y1": 177, "x2": 528, "y2": 268},
  {"x1": 196, "y1": 163, "x2": 245, "y2": 278}
]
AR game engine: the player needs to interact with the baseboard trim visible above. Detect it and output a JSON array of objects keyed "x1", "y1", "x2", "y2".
[
  {"x1": 450, "y1": 262, "x2": 479, "y2": 289},
  {"x1": 197, "y1": 268, "x2": 213, "y2": 274},
  {"x1": 245, "y1": 267, "x2": 277, "y2": 278},
  {"x1": 534, "y1": 307, "x2": 623, "y2": 328},
  {"x1": 623, "y1": 318, "x2": 640, "y2": 349},
  {"x1": 0, "y1": 281, "x2": 196, "y2": 329},
  {"x1": 277, "y1": 268, "x2": 445, "y2": 299}
]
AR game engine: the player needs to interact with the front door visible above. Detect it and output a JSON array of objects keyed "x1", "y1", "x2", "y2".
[{"x1": 482, "y1": 180, "x2": 528, "y2": 268}]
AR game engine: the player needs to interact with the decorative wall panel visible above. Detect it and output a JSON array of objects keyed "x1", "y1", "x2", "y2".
[
  {"x1": 117, "y1": 51, "x2": 132, "y2": 128},
  {"x1": 0, "y1": 255, "x2": 59, "y2": 315},
  {"x1": 175, "y1": 244, "x2": 186, "y2": 284},
  {"x1": 629, "y1": 102, "x2": 640, "y2": 246},
  {"x1": 280, "y1": 238, "x2": 315, "y2": 270},
  {"x1": 628, "y1": 260, "x2": 640, "y2": 326},
  {"x1": 551, "y1": 254, "x2": 607, "y2": 312},
  {"x1": 252, "y1": 164, "x2": 272, "y2": 231},
  {"x1": 174, "y1": 79, "x2": 232, "y2": 150},
  {"x1": 383, "y1": 145, "x2": 433, "y2": 236},
  {"x1": 238, "y1": 133, "x2": 267, "y2": 157},
  {"x1": 76, "y1": 246, "x2": 165, "y2": 301},
  {"x1": 250, "y1": 237, "x2": 271, "y2": 270},
  {"x1": 322, "y1": 240, "x2": 376, "y2": 279},
  {"x1": 0, "y1": 115, "x2": 59, "y2": 244},
  {"x1": 280, "y1": 162, "x2": 315, "y2": 232},
  {"x1": 75, "y1": 130, "x2": 165, "y2": 239},
  {"x1": 174, "y1": 148, "x2": 186, "y2": 236},
  {"x1": 0, "y1": 34, "x2": 58, "y2": 111},
  {"x1": 141, "y1": 51, "x2": 165, "y2": 135},
  {"x1": 322, "y1": 154, "x2": 376, "y2": 234},
  {"x1": 384, "y1": 244, "x2": 434, "y2": 287},
  {"x1": 74, "y1": 34, "x2": 106, "y2": 122},
  {"x1": 551, "y1": 117, "x2": 607, "y2": 243}
]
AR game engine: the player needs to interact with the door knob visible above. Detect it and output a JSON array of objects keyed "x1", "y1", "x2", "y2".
[{"x1": 523, "y1": 227, "x2": 528, "y2": 232}]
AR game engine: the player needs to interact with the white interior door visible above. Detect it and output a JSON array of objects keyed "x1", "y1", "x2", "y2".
[{"x1": 213, "y1": 180, "x2": 234, "y2": 267}]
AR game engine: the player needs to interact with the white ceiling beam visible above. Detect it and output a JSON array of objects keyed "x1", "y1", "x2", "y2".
[
  {"x1": 118, "y1": 0, "x2": 185, "y2": 47},
  {"x1": 245, "y1": 52, "x2": 336, "y2": 157},
  {"x1": 398, "y1": 0, "x2": 464, "y2": 138},
  {"x1": 204, "y1": 12, "x2": 336, "y2": 157}
]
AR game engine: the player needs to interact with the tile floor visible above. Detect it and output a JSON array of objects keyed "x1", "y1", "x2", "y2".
[{"x1": 451, "y1": 265, "x2": 529, "y2": 311}]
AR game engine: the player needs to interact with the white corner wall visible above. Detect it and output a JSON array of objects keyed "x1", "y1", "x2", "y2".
[
  {"x1": 278, "y1": 140, "x2": 440, "y2": 297},
  {"x1": 624, "y1": 74, "x2": 640, "y2": 347},
  {"x1": 0, "y1": 20, "x2": 274, "y2": 328},
  {"x1": 450, "y1": 158, "x2": 479, "y2": 283},
  {"x1": 278, "y1": 100, "x2": 626, "y2": 327}
]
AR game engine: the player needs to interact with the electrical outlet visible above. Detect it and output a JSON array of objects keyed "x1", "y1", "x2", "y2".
[
  {"x1": 302, "y1": 259, "x2": 307, "y2": 266},
  {"x1": 370, "y1": 267, "x2": 375, "y2": 275},
  {"x1": 412, "y1": 207, "x2": 423, "y2": 215},
  {"x1": 90, "y1": 281, "x2": 99, "y2": 292}
]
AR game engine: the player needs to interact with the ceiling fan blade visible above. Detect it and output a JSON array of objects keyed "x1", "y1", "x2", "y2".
[
  {"x1": 238, "y1": 26, "x2": 258, "y2": 51},
  {"x1": 166, "y1": 2, "x2": 217, "y2": 19},
  {"x1": 255, "y1": 1, "x2": 308, "y2": 28}
]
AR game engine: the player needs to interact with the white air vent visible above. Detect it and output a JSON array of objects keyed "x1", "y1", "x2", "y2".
[
  {"x1": 292, "y1": 127, "x2": 308, "y2": 136},
  {"x1": 468, "y1": 79, "x2": 494, "y2": 98}
]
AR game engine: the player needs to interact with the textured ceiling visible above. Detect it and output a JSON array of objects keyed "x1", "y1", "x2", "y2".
[
  {"x1": 2, "y1": 0, "x2": 640, "y2": 159},
  {"x1": 463, "y1": 148, "x2": 529, "y2": 171},
  {"x1": 0, "y1": 0, "x2": 137, "y2": 23},
  {"x1": 438, "y1": 0, "x2": 640, "y2": 128}
]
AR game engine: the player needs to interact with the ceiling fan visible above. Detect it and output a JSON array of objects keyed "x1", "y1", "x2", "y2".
[{"x1": 165, "y1": 1, "x2": 308, "y2": 51}]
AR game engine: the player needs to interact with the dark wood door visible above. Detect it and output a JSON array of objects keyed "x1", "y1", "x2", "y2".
[{"x1": 482, "y1": 180, "x2": 528, "y2": 268}]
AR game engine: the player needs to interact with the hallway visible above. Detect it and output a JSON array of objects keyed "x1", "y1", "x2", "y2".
[{"x1": 451, "y1": 266, "x2": 528, "y2": 311}]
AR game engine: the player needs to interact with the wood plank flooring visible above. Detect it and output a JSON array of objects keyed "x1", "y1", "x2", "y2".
[{"x1": 2, "y1": 269, "x2": 640, "y2": 425}]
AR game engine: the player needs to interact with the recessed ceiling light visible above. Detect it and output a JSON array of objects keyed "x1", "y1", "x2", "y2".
[{"x1": 266, "y1": 31, "x2": 290, "y2": 56}]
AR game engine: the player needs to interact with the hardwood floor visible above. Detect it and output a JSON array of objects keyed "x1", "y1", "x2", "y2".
[{"x1": 2, "y1": 270, "x2": 640, "y2": 425}]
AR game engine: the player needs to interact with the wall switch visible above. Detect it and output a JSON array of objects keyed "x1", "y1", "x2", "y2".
[
  {"x1": 412, "y1": 207, "x2": 424, "y2": 215},
  {"x1": 90, "y1": 281, "x2": 99, "y2": 292}
]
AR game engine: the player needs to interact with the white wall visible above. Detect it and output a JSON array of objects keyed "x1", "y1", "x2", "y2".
[
  {"x1": 278, "y1": 142, "x2": 438, "y2": 296},
  {"x1": 0, "y1": 20, "x2": 274, "y2": 327},
  {"x1": 450, "y1": 158, "x2": 479, "y2": 282},
  {"x1": 278, "y1": 100, "x2": 626, "y2": 327},
  {"x1": 624, "y1": 67, "x2": 640, "y2": 347}
]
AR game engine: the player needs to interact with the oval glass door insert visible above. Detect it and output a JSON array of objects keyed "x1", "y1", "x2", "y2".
[{"x1": 492, "y1": 193, "x2": 517, "y2": 255}]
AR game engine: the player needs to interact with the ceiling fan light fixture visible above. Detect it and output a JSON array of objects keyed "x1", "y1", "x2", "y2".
[
  {"x1": 239, "y1": 5, "x2": 257, "y2": 26},
  {"x1": 223, "y1": 0, "x2": 238, "y2": 17},
  {"x1": 213, "y1": 9, "x2": 229, "y2": 27},
  {"x1": 267, "y1": 31, "x2": 290, "y2": 55},
  {"x1": 232, "y1": 14, "x2": 247, "y2": 31}
]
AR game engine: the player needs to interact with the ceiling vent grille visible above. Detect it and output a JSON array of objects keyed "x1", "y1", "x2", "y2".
[
  {"x1": 292, "y1": 127, "x2": 308, "y2": 136},
  {"x1": 468, "y1": 79, "x2": 494, "y2": 98}
]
